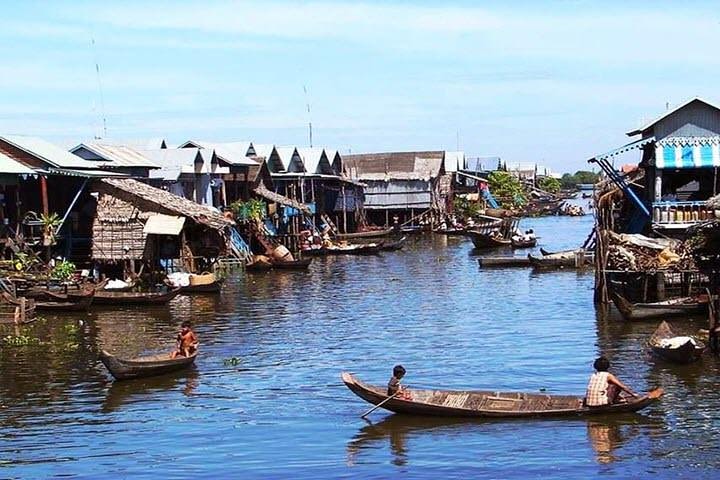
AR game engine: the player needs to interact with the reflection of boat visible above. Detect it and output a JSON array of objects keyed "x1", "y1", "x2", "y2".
[
  {"x1": 341, "y1": 372, "x2": 662, "y2": 418},
  {"x1": 94, "y1": 288, "x2": 182, "y2": 305},
  {"x1": 102, "y1": 368, "x2": 199, "y2": 412},
  {"x1": 648, "y1": 321, "x2": 704, "y2": 363},
  {"x1": 612, "y1": 293, "x2": 708, "y2": 321},
  {"x1": 380, "y1": 237, "x2": 406, "y2": 251},
  {"x1": 100, "y1": 349, "x2": 197, "y2": 380}
]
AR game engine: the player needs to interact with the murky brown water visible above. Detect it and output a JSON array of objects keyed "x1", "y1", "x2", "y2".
[{"x1": 1, "y1": 213, "x2": 719, "y2": 479}]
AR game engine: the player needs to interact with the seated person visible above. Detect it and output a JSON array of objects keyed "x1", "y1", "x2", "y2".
[
  {"x1": 387, "y1": 364, "x2": 410, "y2": 399},
  {"x1": 585, "y1": 356, "x2": 637, "y2": 406},
  {"x1": 171, "y1": 321, "x2": 199, "y2": 359}
]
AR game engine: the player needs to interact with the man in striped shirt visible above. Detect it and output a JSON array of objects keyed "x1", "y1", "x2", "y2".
[{"x1": 585, "y1": 356, "x2": 638, "y2": 407}]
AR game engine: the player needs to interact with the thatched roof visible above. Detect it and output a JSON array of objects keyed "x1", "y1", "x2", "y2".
[
  {"x1": 343, "y1": 151, "x2": 444, "y2": 180},
  {"x1": 98, "y1": 178, "x2": 232, "y2": 230}
]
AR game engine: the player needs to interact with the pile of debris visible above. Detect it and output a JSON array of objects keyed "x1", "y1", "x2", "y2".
[{"x1": 605, "y1": 231, "x2": 696, "y2": 272}]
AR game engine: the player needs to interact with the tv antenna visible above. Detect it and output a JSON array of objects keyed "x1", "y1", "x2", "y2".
[
  {"x1": 303, "y1": 85, "x2": 313, "y2": 147},
  {"x1": 91, "y1": 37, "x2": 107, "y2": 139}
]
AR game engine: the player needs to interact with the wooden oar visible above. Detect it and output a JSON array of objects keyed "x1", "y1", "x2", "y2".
[{"x1": 361, "y1": 391, "x2": 401, "y2": 418}]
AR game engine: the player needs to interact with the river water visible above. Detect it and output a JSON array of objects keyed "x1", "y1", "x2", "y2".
[{"x1": 1, "y1": 211, "x2": 719, "y2": 479}]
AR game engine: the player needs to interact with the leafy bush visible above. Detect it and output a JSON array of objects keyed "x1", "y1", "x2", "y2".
[
  {"x1": 538, "y1": 176, "x2": 561, "y2": 193},
  {"x1": 230, "y1": 199, "x2": 266, "y2": 222},
  {"x1": 51, "y1": 260, "x2": 76, "y2": 280},
  {"x1": 560, "y1": 171, "x2": 600, "y2": 189},
  {"x1": 488, "y1": 171, "x2": 526, "y2": 208}
]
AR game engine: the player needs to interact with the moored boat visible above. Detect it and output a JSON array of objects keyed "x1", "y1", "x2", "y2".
[
  {"x1": 648, "y1": 321, "x2": 705, "y2": 363},
  {"x1": 511, "y1": 237, "x2": 537, "y2": 249},
  {"x1": 271, "y1": 258, "x2": 313, "y2": 269},
  {"x1": 305, "y1": 243, "x2": 382, "y2": 256},
  {"x1": 334, "y1": 228, "x2": 393, "y2": 240},
  {"x1": 380, "y1": 237, "x2": 406, "y2": 251},
  {"x1": 611, "y1": 293, "x2": 708, "y2": 321},
  {"x1": 100, "y1": 350, "x2": 197, "y2": 381},
  {"x1": 94, "y1": 288, "x2": 182, "y2": 306},
  {"x1": 341, "y1": 372, "x2": 662, "y2": 418},
  {"x1": 467, "y1": 231, "x2": 511, "y2": 249},
  {"x1": 181, "y1": 281, "x2": 223, "y2": 293}
]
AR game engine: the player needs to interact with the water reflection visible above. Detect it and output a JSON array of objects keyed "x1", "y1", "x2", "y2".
[{"x1": 102, "y1": 368, "x2": 199, "y2": 413}]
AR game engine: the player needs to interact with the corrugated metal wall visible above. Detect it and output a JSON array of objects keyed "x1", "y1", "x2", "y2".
[{"x1": 362, "y1": 180, "x2": 432, "y2": 209}]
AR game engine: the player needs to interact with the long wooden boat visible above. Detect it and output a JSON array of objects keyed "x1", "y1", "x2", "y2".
[
  {"x1": 341, "y1": 372, "x2": 662, "y2": 418},
  {"x1": 511, "y1": 237, "x2": 537, "y2": 249},
  {"x1": 181, "y1": 280, "x2": 223, "y2": 294},
  {"x1": 648, "y1": 321, "x2": 704, "y2": 364},
  {"x1": 433, "y1": 227, "x2": 466, "y2": 236},
  {"x1": 467, "y1": 231, "x2": 511, "y2": 249},
  {"x1": 528, "y1": 253, "x2": 575, "y2": 269},
  {"x1": 35, "y1": 294, "x2": 94, "y2": 312},
  {"x1": 478, "y1": 256, "x2": 531, "y2": 268},
  {"x1": 335, "y1": 228, "x2": 393, "y2": 240},
  {"x1": 271, "y1": 258, "x2": 313, "y2": 270},
  {"x1": 380, "y1": 237, "x2": 406, "y2": 251},
  {"x1": 612, "y1": 293, "x2": 708, "y2": 321},
  {"x1": 94, "y1": 288, "x2": 182, "y2": 306},
  {"x1": 305, "y1": 243, "x2": 382, "y2": 256},
  {"x1": 100, "y1": 350, "x2": 197, "y2": 381}
]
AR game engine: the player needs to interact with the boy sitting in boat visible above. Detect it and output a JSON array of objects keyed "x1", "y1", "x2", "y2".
[
  {"x1": 387, "y1": 365, "x2": 411, "y2": 399},
  {"x1": 171, "y1": 321, "x2": 198, "y2": 359},
  {"x1": 585, "y1": 356, "x2": 638, "y2": 406}
]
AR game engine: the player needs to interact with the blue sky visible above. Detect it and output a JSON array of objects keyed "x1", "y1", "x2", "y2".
[{"x1": 1, "y1": 0, "x2": 719, "y2": 172}]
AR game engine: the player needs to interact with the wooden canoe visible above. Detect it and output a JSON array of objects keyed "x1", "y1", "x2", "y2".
[
  {"x1": 100, "y1": 350, "x2": 197, "y2": 381},
  {"x1": 433, "y1": 228, "x2": 466, "y2": 235},
  {"x1": 181, "y1": 280, "x2": 223, "y2": 294},
  {"x1": 648, "y1": 321, "x2": 704, "y2": 364},
  {"x1": 467, "y1": 231, "x2": 511, "y2": 249},
  {"x1": 94, "y1": 288, "x2": 182, "y2": 306},
  {"x1": 511, "y1": 237, "x2": 537, "y2": 249},
  {"x1": 35, "y1": 293, "x2": 94, "y2": 312},
  {"x1": 306, "y1": 243, "x2": 382, "y2": 256},
  {"x1": 271, "y1": 258, "x2": 313, "y2": 270},
  {"x1": 528, "y1": 253, "x2": 575, "y2": 269},
  {"x1": 380, "y1": 237, "x2": 406, "y2": 251},
  {"x1": 341, "y1": 372, "x2": 662, "y2": 418},
  {"x1": 478, "y1": 256, "x2": 531, "y2": 268},
  {"x1": 612, "y1": 293, "x2": 708, "y2": 321}
]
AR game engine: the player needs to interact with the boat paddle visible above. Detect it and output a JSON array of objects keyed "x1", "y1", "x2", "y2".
[{"x1": 361, "y1": 391, "x2": 401, "y2": 419}]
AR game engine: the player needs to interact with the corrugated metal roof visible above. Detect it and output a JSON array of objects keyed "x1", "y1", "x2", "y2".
[
  {"x1": 0, "y1": 152, "x2": 34, "y2": 174},
  {"x1": 142, "y1": 149, "x2": 202, "y2": 181},
  {"x1": 344, "y1": 151, "x2": 444, "y2": 178},
  {"x1": 627, "y1": 97, "x2": 720, "y2": 136},
  {"x1": 71, "y1": 143, "x2": 160, "y2": 168},
  {"x1": 0, "y1": 135, "x2": 98, "y2": 169},
  {"x1": 275, "y1": 146, "x2": 303, "y2": 172},
  {"x1": 443, "y1": 151, "x2": 464, "y2": 173},
  {"x1": 252, "y1": 144, "x2": 276, "y2": 160},
  {"x1": 180, "y1": 140, "x2": 258, "y2": 166},
  {"x1": 297, "y1": 147, "x2": 333, "y2": 174},
  {"x1": 91, "y1": 137, "x2": 168, "y2": 150}
]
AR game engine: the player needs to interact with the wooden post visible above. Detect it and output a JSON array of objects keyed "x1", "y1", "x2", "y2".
[
  {"x1": 342, "y1": 185, "x2": 348, "y2": 233},
  {"x1": 385, "y1": 210, "x2": 389, "y2": 227},
  {"x1": 656, "y1": 272, "x2": 666, "y2": 301},
  {"x1": 40, "y1": 176, "x2": 49, "y2": 216}
]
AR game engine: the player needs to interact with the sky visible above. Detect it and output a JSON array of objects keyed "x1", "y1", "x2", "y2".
[{"x1": 1, "y1": 0, "x2": 719, "y2": 173}]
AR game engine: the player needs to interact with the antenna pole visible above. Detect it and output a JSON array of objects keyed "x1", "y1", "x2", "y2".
[
  {"x1": 91, "y1": 37, "x2": 108, "y2": 138},
  {"x1": 303, "y1": 85, "x2": 313, "y2": 147}
]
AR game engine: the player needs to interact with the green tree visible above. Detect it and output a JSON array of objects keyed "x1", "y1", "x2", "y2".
[
  {"x1": 538, "y1": 176, "x2": 561, "y2": 193},
  {"x1": 488, "y1": 171, "x2": 526, "y2": 208}
]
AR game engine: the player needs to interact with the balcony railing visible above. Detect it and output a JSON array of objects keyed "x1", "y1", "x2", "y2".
[{"x1": 652, "y1": 201, "x2": 716, "y2": 227}]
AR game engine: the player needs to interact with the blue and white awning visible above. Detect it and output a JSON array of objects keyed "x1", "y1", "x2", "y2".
[{"x1": 656, "y1": 136, "x2": 720, "y2": 169}]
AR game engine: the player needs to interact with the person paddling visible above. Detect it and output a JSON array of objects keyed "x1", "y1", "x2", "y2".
[
  {"x1": 387, "y1": 365, "x2": 410, "y2": 399},
  {"x1": 171, "y1": 321, "x2": 198, "y2": 359},
  {"x1": 585, "y1": 356, "x2": 638, "y2": 406}
]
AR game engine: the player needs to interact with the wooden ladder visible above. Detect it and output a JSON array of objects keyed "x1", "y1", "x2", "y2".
[{"x1": 321, "y1": 214, "x2": 338, "y2": 235}]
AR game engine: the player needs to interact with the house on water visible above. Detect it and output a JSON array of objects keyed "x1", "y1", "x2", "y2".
[
  {"x1": 343, "y1": 151, "x2": 449, "y2": 227},
  {"x1": 589, "y1": 97, "x2": 720, "y2": 304}
]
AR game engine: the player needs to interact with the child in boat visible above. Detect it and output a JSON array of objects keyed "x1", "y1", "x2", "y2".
[
  {"x1": 171, "y1": 321, "x2": 198, "y2": 359},
  {"x1": 585, "y1": 356, "x2": 638, "y2": 406},
  {"x1": 387, "y1": 365, "x2": 410, "y2": 399}
]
